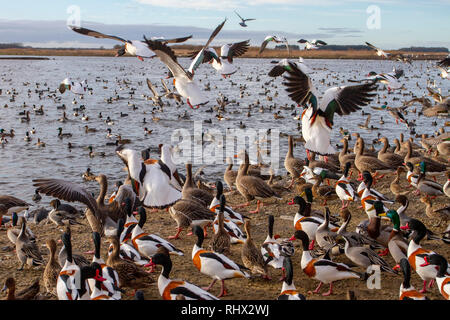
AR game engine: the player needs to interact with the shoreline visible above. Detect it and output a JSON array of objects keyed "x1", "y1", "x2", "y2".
[{"x1": 0, "y1": 47, "x2": 447, "y2": 60}]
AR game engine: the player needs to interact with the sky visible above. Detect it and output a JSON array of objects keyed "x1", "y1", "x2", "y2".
[{"x1": 0, "y1": 0, "x2": 449, "y2": 49}]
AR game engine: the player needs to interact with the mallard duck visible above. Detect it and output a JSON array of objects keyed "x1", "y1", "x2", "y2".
[
  {"x1": 420, "y1": 196, "x2": 449, "y2": 227},
  {"x1": 337, "y1": 234, "x2": 397, "y2": 274},
  {"x1": 277, "y1": 257, "x2": 306, "y2": 300},
  {"x1": 210, "y1": 195, "x2": 231, "y2": 255},
  {"x1": 414, "y1": 166, "x2": 444, "y2": 197},
  {"x1": 131, "y1": 207, "x2": 184, "y2": 258},
  {"x1": 2, "y1": 278, "x2": 40, "y2": 300},
  {"x1": 284, "y1": 135, "x2": 306, "y2": 188},
  {"x1": 422, "y1": 254, "x2": 449, "y2": 300},
  {"x1": 106, "y1": 220, "x2": 154, "y2": 291},
  {"x1": 192, "y1": 225, "x2": 248, "y2": 297},
  {"x1": 390, "y1": 167, "x2": 410, "y2": 196},
  {"x1": 261, "y1": 215, "x2": 294, "y2": 277},
  {"x1": 404, "y1": 141, "x2": 447, "y2": 176},
  {"x1": 335, "y1": 162, "x2": 355, "y2": 209},
  {"x1": 241, "y1": 220, "x2": 270, "y2": 279},
  {"x1": 43, "y1": 239, "x2": 61, "y2": 295},
  {"x1": 290, "y1": 230, "x2": 365, "y2": 296},
  {"x1": 150, "y1": 247, "x2": 219, "y2": 300},
  {"x1": 400, "y1": 219, "x2": 450, "y2": 293},
  {"x1": 15, "y1": 217, "x2": 43, "y2": 270},
  {"x1": 398, "y1": 258, "x2": 428, "y2": 300},
  {"x1": 235, "y1": 150, "x2": 281, "y2": 213}
]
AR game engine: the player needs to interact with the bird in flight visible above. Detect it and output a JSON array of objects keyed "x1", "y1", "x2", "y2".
[{"x1": 234, "y1": 11, "x2": 255, "y2": 27}]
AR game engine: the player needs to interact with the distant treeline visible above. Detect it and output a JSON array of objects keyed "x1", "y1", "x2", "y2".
[
  {"x1": 398, "y1": 46, "x2": 449, "y2": 52},
  {"x1": 0, "y1": 43, "x2": 30, "y2": 49},
  {"x1": 273, "y1": 44, "x2": 449, "y2": 52}
]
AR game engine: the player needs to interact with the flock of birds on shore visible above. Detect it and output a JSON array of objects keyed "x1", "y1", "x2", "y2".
[{"x1": 0, "y1": 17, "x2": 450, "y2": 301}]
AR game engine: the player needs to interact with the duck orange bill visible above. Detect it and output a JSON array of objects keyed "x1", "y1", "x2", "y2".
[{"x1": 144, "y1": 159, "x2": 158, "y2": 164}]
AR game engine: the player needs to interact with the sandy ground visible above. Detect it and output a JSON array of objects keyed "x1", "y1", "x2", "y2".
[{"x1": 1, "y1": 166, "x2": 449, "y2": 301}]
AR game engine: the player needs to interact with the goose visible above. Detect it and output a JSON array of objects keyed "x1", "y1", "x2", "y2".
[
  {"x1": 116, "y1": 146, "x2": 181, "y2": 209},
  {"x1": 149, "y1": 247, "x2": 219, "y2": 300},
  {"x1": 15, "y1": 217, "x2": 43, "y2": 270},
  {"x1": 143, "y1": 20, "x2": 226, "y2": 108},
  {"x1": 298, "y1": 39, "x2": 327, "y2": 50},
  {"x1": 261, "y1": 215, "x2": 294, "y2": 277},
  {"x1": 398, "y1": 258, "x2": 428, "y2": 300},
  {"x1": 241, "y1": 220, "x2": 270, "y2": 279},
  {"x1": 422, "y1": 254, "x2": 450, "y2": 300},
  {"x1": 192, "y1": 225, "x2": 249, "y2": 297},
  {"x1": 335, "y1": 162, "x2": 355, "y2": 209},
  {"x1": 277, "y1": 257, "x2": 306, "y2": 300},
  {"x1": 284, "y1": 135, "x2": 306, "y2": 188},
  {"x1": 131, "y1": 207, "x2": 184, "y2": 258},
  {"x1": 0, "y1": 195, "x2": 30, "y2": 215},
  {"x1": 168, "y1": 198, "x2": 215, "y2": 240},
  {"x1": 1, "y1": 277, "x2": 40, "y2": 300},
  {"x1": 400, "y1": 219, "x2": 450, "y2": 293},
  {"x1": 290, "y1": 230, "x2": 365, "y2": 296},
  {"x1": 43, "y1": 239, "x2": 61, "y2": 295},
  {"x1": 268, "y1": 58, "x2": 312, "y2": 78},
  {"x1": 378, "y1": 137, "x2": 404, "y2": 168},
  {"x1": 69, "y1": 25, "x2": 192, "y2": 61},
  {"x1": 182, "y1": 163, "x2": 214, "y2": 207},
  {"x1": 404, "y1": 142, "x2": 447, "y2": 176},
  {"x1": 259, "y1": 35, "x2": 289, "y2": 56},
  {"x1": 160, "y1": 78, "x2": 183, "y2": 103},
  {"x1": 355, "y1": 138, "x2": 393, "y2": 180},
  {"x1": 234, "y1": 150, "x2": 281, "y2": 213},
  {"x1": 338, "y1": 138, "x2": 356, "y2": 170},
  {"x1": 188, "y1": 40, "x2": 250, "y2": 78},
  {"x1": 234, "y1": 11, "x2": 255, "y2": 27},
  {"x1": 282, "y1": 61, "x2": 377, "y2": 158}
]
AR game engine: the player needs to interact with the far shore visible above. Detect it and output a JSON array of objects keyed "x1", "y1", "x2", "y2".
[{"x1": 0, "y1": 47, "x2": 448, "y2": 60}]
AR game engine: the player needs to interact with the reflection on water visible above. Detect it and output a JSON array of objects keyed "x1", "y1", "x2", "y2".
[{"x1": 0, "y1": 56, "x2": 448, "y2": 201}]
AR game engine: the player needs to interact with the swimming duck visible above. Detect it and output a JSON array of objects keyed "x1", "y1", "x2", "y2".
[
  {"x1": 277, "y1": 257, "x2": 306, "y2": 300},
  {"x1": 150, "y1": 247, "x2": 219, "y2": 300},
  {"x1": 398, "y1": 258, "x2": 428, "y2": 300},
  {"x1": 282, "y1": 62, "x2": 377, "y2": 158},
  {"x1": 290, "y1": 230, "x2": 365, "y2": 296},
  {"x1": 57, "y1": 127, "x2": 72, "y2": 138},
  {"x1": 192, "y1": 225, "x2": 249, "y2": 297}
]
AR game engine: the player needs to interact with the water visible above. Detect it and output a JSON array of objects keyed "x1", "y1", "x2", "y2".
[{"x1": 0, "y1": 56, "x2": 448, "y2": 202}]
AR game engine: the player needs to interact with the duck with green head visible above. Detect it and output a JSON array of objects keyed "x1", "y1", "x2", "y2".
[{"x1": 378, "y1": 209, "x2": 408, "y2": 270}]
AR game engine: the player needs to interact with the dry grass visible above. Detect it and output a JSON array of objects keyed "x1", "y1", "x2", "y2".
[{"x1": 0, "y1": 47, "x2": 447, "y2": 60}]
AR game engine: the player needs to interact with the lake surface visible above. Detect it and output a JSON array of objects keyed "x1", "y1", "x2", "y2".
[{"x1": 0, "y1": 56, "x2": 448, "y2": 202}]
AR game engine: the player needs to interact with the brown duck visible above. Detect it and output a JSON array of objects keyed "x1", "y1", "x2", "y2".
[
  {"x1": 284, "y1": 135, "x2": 306, "y2": 188},
  {"x1": 182, "y1": 163, "x2": 214, "y2": 207}
]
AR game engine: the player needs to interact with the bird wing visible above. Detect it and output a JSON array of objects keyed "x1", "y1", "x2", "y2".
[
  {"x1": 365, "y1": 42, "x2": 379, "y2": 51},
  {"x1": 0, "y1": 195, "x2": 30, "y2": 208},
  {"x1": 155, "y1": 35, "x2": 193, "y2": 44},
  {"x1": 234, "y1": 10, "x2": 245, "y2": 21},
  {"x1": 143, "y1": 38, "x2": 191, "y2": 81},
  {"x1": 259, "y1": 36, "x2": 275, "y2": 55},
  {"x1": 188, "y1": 19, "x2": 227, "y2": 74},
  {"x1": 160, "y1": 79, "x2": 171, "y2": 93},
  {"x1": 437, "y1": 57, "x2": 450, "y2": 68},
  {"x1": 221, "y1": 40, "x2": 250, "y2": 62},
  {"x1": 322, "y1": 82, "x2": 378, "y2": 127},
  {"x1": 69, "y1": 26, "x2": 129, "y2": 43},
  {"x1": 188, "y1": 48, "x2": 218, "y2": 64},
  {"x1": 314, "y1": 40, "x2": 327, "y2": 46},
  {"x1": 146, "y1": 78, "x2": 159, "y2": 98},
  {"x1": 282, "y1": 62, "x2": 318, "y2": 110},
  {"x1": 32, "y1": 179, "x2": 99, "y2": 217}
]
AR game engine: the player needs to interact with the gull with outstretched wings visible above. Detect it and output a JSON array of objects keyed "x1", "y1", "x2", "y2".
[{"x1": 234, "y1": 11, "x2": 255, "y2": 27}]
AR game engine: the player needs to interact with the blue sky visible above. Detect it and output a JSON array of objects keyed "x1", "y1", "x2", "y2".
[{"x1": 0, "y1": 0, "x2": 449, "y2": 49}]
